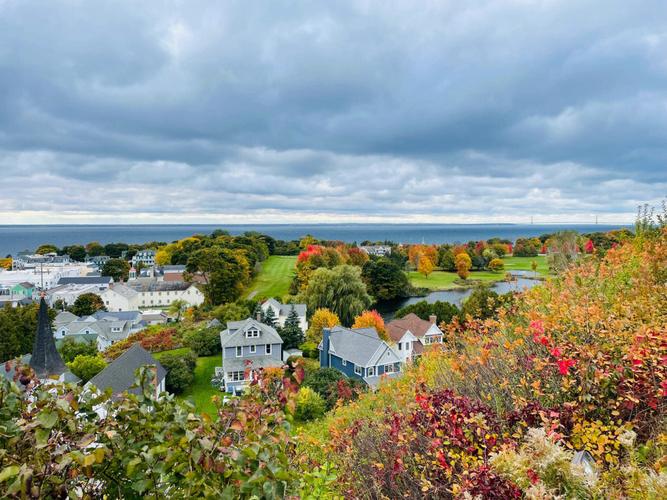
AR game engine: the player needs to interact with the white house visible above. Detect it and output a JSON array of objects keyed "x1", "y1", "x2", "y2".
[
  {"x1": 54, "y1": 310, "x2": 145, "y2": 352},
  {"x1": 45, "y1": 283, "x2": 108, "y2": 307},
  {"x1": 100, "y1": 283, "x2": 141, "y2": 312},
  {"x1": 386, "y1": 313, "x2": 445, "y2": 361},
  {"x1": 127, "y1": 280, "x2": 205, "y2": 309},
  {"x1": 359, "y1": 245, "x2": 392, "y2": 257},
  {"x1": 260, "y1": 299, "x2": 308, "y2": 331},
  {"x1": 132, "y1": 250, "x2": 156, "y2": 267}
]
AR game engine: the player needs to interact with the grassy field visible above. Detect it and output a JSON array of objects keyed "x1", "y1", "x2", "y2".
[
  {"x1": 408, "y1": 270, "x2": 503, "y2": 290},
  {"x1": 155, "y1": 349, "x2": 221, "y2": 417},
  {"x1": 502, "y1": 255, "x2": 549, "y2": 275},
  {"x1": 408, "y1": 255, "x2": 549, "y2": 290},
  {"x1": 246, "y1": 255, "x2": 297, "y2": 299}
]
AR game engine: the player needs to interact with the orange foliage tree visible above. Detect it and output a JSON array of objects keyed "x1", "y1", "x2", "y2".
[
  {"x1": 418, "y1": 256, "x2": 435, "y2": 278},
  {"x1": 455, "y1": 252, "x2": 472, "y2": 280},
  {"x1": 306, "y1": 308, "x2": 340, "y2": 343},
  {"x1": 352, "y1": 310, "x2": 387, "y2": 340}
]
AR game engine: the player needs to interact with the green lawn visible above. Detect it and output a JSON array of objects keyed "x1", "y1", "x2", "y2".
[
  {"x1": 408, "y1": 270, "x2": 503, "y2": 290},
  {"x1": 408, "y1": 255, "x2": 549, "y2": 290},
  {"x1": 246, "y1": 255, "x2": 297, "y2": 299},
  {"x1": 155, "y1": 349, "x2": 222, "y2": 417},
  {"x1": 502, "y1": 255, "x2": 549, "y2": 275}
]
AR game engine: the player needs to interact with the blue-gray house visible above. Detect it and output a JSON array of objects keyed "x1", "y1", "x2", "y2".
[
  {"x1": 319, "y1": 326, "x2": 403, "y2": 389},
  {"x1": 218, "y1": 318, "x2": 284, "y2": 395}
]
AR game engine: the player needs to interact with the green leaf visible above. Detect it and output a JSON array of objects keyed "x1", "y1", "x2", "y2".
[
  {"x1": 0, "y1": 466, "x2": 20, "y2": 483},
  {"x1": 37, "y1": 410, "x2": 58, "y2": 429}
]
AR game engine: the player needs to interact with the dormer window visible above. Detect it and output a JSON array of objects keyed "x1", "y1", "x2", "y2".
[{"x1": 246, "y1": 328, "x2": 260, "y2": 338}]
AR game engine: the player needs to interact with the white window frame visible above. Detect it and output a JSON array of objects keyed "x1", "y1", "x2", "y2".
[
  {"x1": 367, "y1": 366, "x2": 375, "y2": 377},
  {"x1": 354, "y1": 366, "x2": 362, "y2": 376},
  {"x1": 249, "y1": 345, "x2": 256, "y2": 354},
  {"x1": 246, "y1": 328, "x2": 260, "y2": 338},
  {"x1": 385, "y1": 363, "x2": 397, "y2": 374},
  {"x1": 236, "y1": 346, "x2": 242, "y2": 357},
  {"x1": 342, "y1": 359, "x2": 347, "y2": 366},
  {"x1": 266, "y1": 344, "x2": 272, "y2": 355}
]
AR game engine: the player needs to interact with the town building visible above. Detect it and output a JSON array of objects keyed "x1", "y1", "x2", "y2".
[
  {"x1": 87, "y1": 344, "x2": 166, "y2": 400},
  {"x1": 57, "y1": 276, "x2": 113, "y2": 288},
  {"x1": 218, "y1": 318, "x2": 284, "y2": 395},
  {"x1": 54, "y1": 310, "x2": 145, "y2": 351},
  {"x1": 0, "y1": 263, "x2": 94, "y2": 290},
  {"x1": 85, "y1": 255, "x2": 111, "y2": 271},
  {"x1": 127, "y1": 280, "x2": 205, "y2": 309},
  {"x1": 100, "y1": 284, "x2": 140, "y2": 311},
  {"x1": 260, "y1": 298, "x2": 308, "y2": 331},
  {"x1": 132, "y1": 250, "x2": 156, "y2": 267},
  {"x1": 319, "y1": 326, "x2": 402, "y2": 389},
  {"x1": 385, "y1": 313, "x2": 445, "y2": 361},
  {"x1": 12, "y1": 252, "x2": 71, "y2": 270},
  {"x1": 45, "y1": 283, "x2": 108, "y2": 307},
  {"x1": 358, "y1": 245, "x2": 392, "y2": 257}
]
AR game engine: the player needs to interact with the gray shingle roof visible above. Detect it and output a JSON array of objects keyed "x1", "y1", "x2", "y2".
[
  {"x1": 88, "y1": 344, "x2": 165, "y2": 399},
  {"x1": 322, "y1": 326, "x2": 392, "y2": 368},
  {"x1": 58, "y1": 276, "x2": 113, "y2": 285},
  {"x1": 263, "y1": 299, "x2": 306, "y2": 316},
  {"x1": 220, "y1": 318, "x2": 283, "y2": 348}
]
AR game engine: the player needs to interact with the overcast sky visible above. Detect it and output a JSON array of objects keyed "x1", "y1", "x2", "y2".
[{"x1": 0, "y1": 1, "x2": 665, "y2": 224}]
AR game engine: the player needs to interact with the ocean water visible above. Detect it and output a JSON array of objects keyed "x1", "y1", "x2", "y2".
[{"x1": 0, "y1": 223, "x2": 630, "y2": 257}]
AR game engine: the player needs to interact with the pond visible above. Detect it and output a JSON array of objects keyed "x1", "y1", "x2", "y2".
[{"x1": 378, "y1": 275, "x2": 543, "y2": 320}]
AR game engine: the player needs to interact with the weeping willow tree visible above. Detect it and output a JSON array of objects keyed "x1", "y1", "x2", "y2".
[{"x1": 299, "y1": 265, "x2": 372, "y2": 326}]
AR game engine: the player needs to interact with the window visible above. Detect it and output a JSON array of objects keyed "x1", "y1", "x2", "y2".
[
  {"x1": 227, "y1": 371, "x2": 245, "y2": 382},
  {"x1": 249, "y1": 345, "x2": 256, "y2": 354},
  {"x1": 246, "y1": 328, "x2": 260, "y2": 338},
  {"x1": 398, "y1": 343, "x2": 402, "y2": 350},
  {"x1": 342, "y1": 359, "x2": 347, "y2": 366},
  {"x1": 354, "y1": 366, "x2": 362, "y2": 376},
  {"x1": 266, "y1": 344, "x2": 272, "y2": 355},
  {"x1": 367, "y1": 367, "x2": 375, "y2": 377},
  {"x1": 385, "y1": 363, "x2": 397, "y2": 374},
  {"x1": 236, "y1": 346, "x2": 242, "y2": 357}
]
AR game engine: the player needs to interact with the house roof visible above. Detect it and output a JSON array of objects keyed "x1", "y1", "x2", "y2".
[
  {"x1": 220, "y1": 318, "x2": 283, "y2": 348},
  {"x1": 127, "y1": 280, "x2": 195, "y2": 293},
  {"x1": 58, "y1": 276, "x2": 113, "y2": 286},
  {"x1": 92, "y1": 310, "x2": 142, "y2": 322},
  {"x1": 88, "y1": 344, "x2": 165, "y2": 399},
  {"x1": 321, "y1": 326, "x2": 396, "y2": 368},
  {"x1": 55, "y1": 311, "x2": 79, "y2": 324},
  {"x1": 386, "y1": 313, "x2": 440, "y2": 340},
  {"x1": 16, "y1": 282, "x2": 34, "y2": 288},
  {"x1": 262, "y1": 298, "x2": 307, "y2": 317},
  {"x1": 107, "y1": 283, "x2": 139, "y2": 299},
  {"x1": 364, "y1": 372, "x2": 401, "y2": 389}
]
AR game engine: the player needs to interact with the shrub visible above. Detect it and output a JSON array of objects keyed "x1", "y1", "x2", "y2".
[
  {"x1": 488, "y1": 258, "x2": 504, "y2": 272},
  {"x1": 59, "y1": 337, "x2": 98, "y2": 363},
  {"x1": 70, "y1": 293, "x2": 106, "y2": 317},
  {"x1": 295, "y1": 387, "x2": 326, "y2": 422},
  {"x1": 104, "y1": 326, "x2": 183, "y2": 359},
  {"x1": 159, "y1": 350, "x2": 197, "y2": 394},
  {"x1": 67, "y1": 355, "x2": 107, "y2": 383},
  {"x1": 184, "y1": 327, "x2": 221, "y2": 356},
  {"x1": 299, "y1": 341, "x2": 319, "y2": 359}
]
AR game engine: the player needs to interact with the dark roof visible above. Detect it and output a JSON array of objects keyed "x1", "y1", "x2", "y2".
[
  {"x1": 29, "y1": 298, "x2": 66, "y2": 378},
  {"x1": 58, "y1": 276, "x2": 113, "y2": 285},
  {"x1": 17, "y1": 282, "x2": 35, "y2": 288},
  {"x1": 88, "y1": 344, "x2": 166, "y2": 399},
  {"x1": 386, "y1": 313, "x2": 436, "y2": 341}
]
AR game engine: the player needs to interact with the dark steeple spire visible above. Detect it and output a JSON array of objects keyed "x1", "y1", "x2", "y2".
[{"x1": 29, "y1": 296, "x2": 66, "y2": 378}]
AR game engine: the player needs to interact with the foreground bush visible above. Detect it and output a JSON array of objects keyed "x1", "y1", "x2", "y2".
[
  {"x1": 0, "y1": 360, "x2": 324, "y2": 497},
  {"x1": 159, "y1": 349, "x2": 197, "y2": 394}
]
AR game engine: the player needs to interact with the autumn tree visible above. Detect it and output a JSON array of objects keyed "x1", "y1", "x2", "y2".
[
  {"x1": 307, "y1": 308, "x2": 340, "y2": 343},
  {"x1": 455, "y1": 252, "x2": 472, "y2": 280},
  {"x1": 85, "y1": 241, "x2": 105, "y2": 257},
  {"x1": 0, "y1": 257, "x2": 12, "y2": 270},
  {"x1": 530, "y1": 260, "x2": 538, "y2": 277},
  {"x1": 36, "y1": 244, "x2": 59, "y2": 255},
  {"x1": 418, "y1": 256, "x2": 435, "y2": 278},
  {"x1": 488, "y1": 258, "x2": 504, "y2": 272},
  {"x1": 352, "y1": 310, "x2": 387, "y2": 340}
]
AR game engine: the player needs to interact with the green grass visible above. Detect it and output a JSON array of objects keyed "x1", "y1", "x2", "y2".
[
  {"x1": 408, "y1": 255, "x2": 549, "y2": 290},
  {"x1": 155, "y1": 349, "x2": 222, "y2": 417},
  {"x1": 408, "y1": 270, "x2": 503, "y2": 290},
  {"x1": 502, "y1": 255, "x2": 549, "y2": 275},
  {"x1": 247, "y1": 255, "x2": 297, "y2": 299}
]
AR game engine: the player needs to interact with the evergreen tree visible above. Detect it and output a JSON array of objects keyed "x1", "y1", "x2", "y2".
[
  {"x1": 279, "y1": 306, "x2": 304, "y2": 350},
  {"x1": 263, "y1": 306, "x2": 277, "y2": 328}
]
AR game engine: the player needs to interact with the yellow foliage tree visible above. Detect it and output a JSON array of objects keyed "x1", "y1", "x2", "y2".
[
  {"x1": 418, "y1": 256, "x2": 435, "y2": 278},
  {"x1": 0, "y1": 257, "x2": 12, "y2": 270},
  {"x1": 307, "y1": 308, "x2": 340, "y2": 343},
  {"x1": 352, "y1": 310, "x2": 387, "y2": 341},
  {"x1": 455, "y1": 252, "x2": 472, "y2": 280}
]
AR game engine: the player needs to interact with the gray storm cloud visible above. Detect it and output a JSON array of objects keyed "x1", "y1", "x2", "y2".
[{"x1": 0, "y1": 0, "x2": 665, "y2": 223}]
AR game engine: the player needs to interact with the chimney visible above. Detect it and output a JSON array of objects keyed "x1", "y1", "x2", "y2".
[
  {"x1": 256, "y1": 310, "x2": 262, "y2": 322},
  {"x1": 429, "y1": 315, "x2": 437, "y2": 325},
  {"x1": 321, "y1": 328, "x2": 331, "y2": 368}
]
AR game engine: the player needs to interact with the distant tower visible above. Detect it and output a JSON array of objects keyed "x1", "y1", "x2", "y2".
[{"x1": 29, "y1": 296, "x2": 66, "y2": 379}]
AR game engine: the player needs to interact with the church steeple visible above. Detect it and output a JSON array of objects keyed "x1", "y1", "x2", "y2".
[{"x1": 29, "y1": 296, "x2": 66, "y2": 378}]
